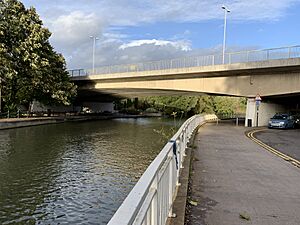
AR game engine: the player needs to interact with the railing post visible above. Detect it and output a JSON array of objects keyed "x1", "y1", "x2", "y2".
[
  {"x1": 212, "y1": 55, "x2": 215, "y2": 66},
  {"x1": 151, "y1": 175, "x2": 159, "y2": 225},
  {"x1": 246, "y1": 51, "x2": 249, "y2": 62},
  {"x1": 176, "y1": 138, "x2": 181, "y2": 186},
  {"x1": 288, "y1": 47, "x2": 291, "y2": 58},
  {"x1": 183, "y1": 128, "x2": 187, "y2": 149},
  {"x1": 168, "y1": 155, "x2": 176, "y2": 219},
  {"x1": 182, "y1": 134, "x2": 187, "y2": 157}
]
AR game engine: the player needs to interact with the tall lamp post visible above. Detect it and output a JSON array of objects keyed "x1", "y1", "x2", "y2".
[
  {"x1": 0, "y1": 78, "x2": 2, "y2": 113},
  {"x1": 90, "y1": 36, "x2": 99, "y2": 74},
  {"x1": 222, "y1": 5, "x2": 230, "y2": 64},
  {"x1": 0, "y1": 77, "x2": 2, "y2": 113}
]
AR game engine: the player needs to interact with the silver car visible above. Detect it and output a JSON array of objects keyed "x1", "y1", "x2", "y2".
[{"x1": 268, "y1": 114, "x2": 296, "y2": 129}]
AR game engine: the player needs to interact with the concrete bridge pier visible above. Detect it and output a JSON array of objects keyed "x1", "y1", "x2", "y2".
[{"x1": 245, "y1": 99, "x2": 284, "y2": 127}]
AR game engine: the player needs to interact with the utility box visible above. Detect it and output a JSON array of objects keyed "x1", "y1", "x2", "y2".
[{"x1": 247, "y1": 119, "x2": 252, "y2": 127}]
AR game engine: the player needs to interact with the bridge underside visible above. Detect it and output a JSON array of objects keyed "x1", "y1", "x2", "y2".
[
  {"x1": 73, "y1": 58, "x2": 300, "y2": 98},
  {"x1": 76, "y1": 71, "x2": 300, "y2": 99},
  {"x1": 76, "y1": 88, "x2": 208, "y2": 101},
  {"x1": 73, "y1": 59, "x2": 300, "y2": 127}
]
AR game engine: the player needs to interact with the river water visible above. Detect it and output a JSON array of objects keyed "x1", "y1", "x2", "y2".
[{"x1": 0, "y1": 118, "x2": 181, "y2": 225}]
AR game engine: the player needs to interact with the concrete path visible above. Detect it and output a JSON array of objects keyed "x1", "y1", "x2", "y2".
[{"x1": 186, "y1": 123, "x2": 300, "y2": 225}]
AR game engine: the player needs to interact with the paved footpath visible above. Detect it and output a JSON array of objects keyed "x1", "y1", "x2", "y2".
[{"x1": 186, "y1": 123, "x2": 300, "y2": 225}]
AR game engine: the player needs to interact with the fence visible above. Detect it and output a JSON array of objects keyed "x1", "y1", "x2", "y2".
[
  {"x1": 69, "y1": 45, "x2": 300, "y2": 77},
  {"x1": 0, "y1": 110, "x2": 22, "y2": 119},
  {"x1": 107, "y1": 114, "x2": 217, "y2": 225},
  {"x1": 0, "y1": 110, "x2": 78, "y2": 119}
]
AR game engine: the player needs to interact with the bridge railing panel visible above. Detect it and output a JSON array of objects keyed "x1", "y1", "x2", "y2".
[
  {"x1": 107, "y1": 114, "x2": 217, "y2": 225},
  {"x1": 68, "y1": 45, "x2": 300, "y2": 77},
  {"x1": 289, "y1": 46, "x2": 300, "y2": 58}
]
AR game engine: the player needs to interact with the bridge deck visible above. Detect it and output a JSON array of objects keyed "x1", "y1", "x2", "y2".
[{"x1": 186, "y1": 123, "x2": 300, "y2": 225}]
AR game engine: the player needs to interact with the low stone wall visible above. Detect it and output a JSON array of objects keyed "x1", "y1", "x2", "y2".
[
  {"x1": 0, "y1": 113, "x2": 163, "y2": 130},
  {"x1": 0, "y1": 117, "x2": 65, "y2": 130}
]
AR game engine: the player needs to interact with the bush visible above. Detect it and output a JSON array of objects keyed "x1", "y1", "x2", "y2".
[
  {"x1": 145, "y1": 107, "x2": 158, "y2": 113},
  {"x1": 119, "y1": 108, "x2": 140, "y2": 115}
]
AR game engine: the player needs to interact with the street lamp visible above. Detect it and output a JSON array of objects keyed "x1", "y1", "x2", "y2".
[
  {"x1": 222, "y1": 5, "x2": 230, "y2": 64},
  {"x1": 90, "y1": 36, "x2": 99, "y2": 74},
  {"x1": 0, "y1": 78, "x2": 2, "y2": 113}
]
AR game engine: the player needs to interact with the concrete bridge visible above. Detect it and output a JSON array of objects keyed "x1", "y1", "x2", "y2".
[{"x1": 70, "y1": 45, "x2": 300, "y2": 126}]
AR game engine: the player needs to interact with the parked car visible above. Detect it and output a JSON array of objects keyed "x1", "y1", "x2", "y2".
[{"x1": 268, "y1": 113, "x2": 296, "y2": 129}]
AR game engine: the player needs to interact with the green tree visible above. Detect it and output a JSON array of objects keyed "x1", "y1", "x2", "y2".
[
  {"x1": 142, "y1": 96, "x2": 211, "y2": 116},
  {"x1": 213, "y1": 96, "x2": 247, "y2": 116},
  {"x1": 0, "y1": 0, "x2": 76, "y2": 112},
  {"x1": 195, "y1": 96, "x2": 215, "y2": 114},
  {"x1": 138, "y1": 95, "x2": 246, "y2": 117}
]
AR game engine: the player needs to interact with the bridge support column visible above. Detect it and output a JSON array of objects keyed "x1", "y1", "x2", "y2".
[
  {"x1": 134, "y1": 98, "x2": 138, "y2": 109},
  {"x1": 245, "y1": 99, "x2": 284, "y2": 127}
]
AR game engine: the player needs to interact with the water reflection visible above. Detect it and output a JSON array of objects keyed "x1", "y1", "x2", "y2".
[{"x1": 0, "y1": 118, "x2": 180, "y2": 224}]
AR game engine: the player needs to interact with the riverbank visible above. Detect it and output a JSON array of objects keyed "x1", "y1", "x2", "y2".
[{"x1": 0, "y1": 113, "x2": 162, "y2": 130}]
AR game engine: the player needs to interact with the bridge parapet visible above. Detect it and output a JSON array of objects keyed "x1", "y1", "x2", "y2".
[
  {"x1": 107, "y1": 114, "x2": 217, "y2": 225},
  {"x1": 69, "y1": 45, "x2": 300, "y2": 77}
]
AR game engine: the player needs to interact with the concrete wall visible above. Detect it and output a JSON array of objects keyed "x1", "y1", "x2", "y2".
[
  {"x1": 245, "y1": 99, "x2": 285, "y2": 127},
  {"x1": 31, "y1": 101, "x2": 80, "y2": 112},
  {"x1": 82, "y1": 102, "x2": 115, "y2": 113},
  {"x1": 0, "y1": 118, "x2": 65, "y2": 130},
  {"x1": 31, "y1": 101, "x2": 115, "y2": 113}
]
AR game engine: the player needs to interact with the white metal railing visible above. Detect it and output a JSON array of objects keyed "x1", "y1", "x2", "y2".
[
  {"x1": 107, "y1": 114, "x2": 218, "y2": 225},
  {"x1": 69, "y1": 45, "x2": 300, "y2": 77}
]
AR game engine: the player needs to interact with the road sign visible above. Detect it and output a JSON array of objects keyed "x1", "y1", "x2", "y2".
[
  {"x1": 255, "y1": 94, "x2": 262, "y2": 101},
  {"x1": 254, "y1": 94, "x2": 262, "y2": 127},
  {"x1": 255, "y1": 94, "x2": 262, "y2": 106}
]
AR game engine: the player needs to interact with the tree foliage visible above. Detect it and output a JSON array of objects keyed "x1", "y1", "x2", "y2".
[
  {"x1": 0, "y1": 0, "x2": 76, "y2": 111},
  {"x1": 213, "y1": 96, "x2": 246, "y2": 116},
  {"x1": 135, "y1": 95, "x2": 246, "y2": 117}
]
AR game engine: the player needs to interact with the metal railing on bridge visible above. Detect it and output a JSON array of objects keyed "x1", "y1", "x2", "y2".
[
  {"x1": 107, "y1": 114, "x2": 217, "y2": 225},
  {"x1": 69, "y1": 45, "x2": 300, "y2": 77}
]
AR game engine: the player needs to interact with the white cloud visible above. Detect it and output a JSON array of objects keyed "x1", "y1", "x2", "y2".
[
  {"x1": 25, "y1": 0, "x2": 300, "y2": 26},
  {"x1": 49, "y1": 11, "x2": 105, "y2": 52},
  {"x1": 65, "y1": 37, "x2": 257, "y2": 70},
  {"x1": 66, "y1": 38, "x2": 193, "y2": 69},
  {"x1": 119, "y1": 39, "x2": 191, "y2": 51},
  {"x1": 44, "y1": 10, "x2": 194, "y2": 69},
  {"x1": 227, "y1": 0, "x2": 298, "y2": 21},
  {"x1": 21, "y1": 0, "x2": 300, "y2": 70}
]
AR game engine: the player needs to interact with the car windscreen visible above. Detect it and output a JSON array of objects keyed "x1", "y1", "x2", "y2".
[{"x1": 272, "y1": 115, "x2": 288, "y2": 120}]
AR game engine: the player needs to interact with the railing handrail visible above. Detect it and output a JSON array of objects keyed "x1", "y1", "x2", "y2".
[
  {"x1": 226, "y1": 44, "x2": 300, "y2": 55},
  {"x1": 69, "y1": 45, "x2": 300, "y2": 77},
  {"x1": 108, "y1": 114, "x2": 217, "y2": 225}
]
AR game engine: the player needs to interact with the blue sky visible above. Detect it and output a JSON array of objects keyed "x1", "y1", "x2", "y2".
[{"x1": 21, "y1": 0, "x2": 300, "y2": 69}]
